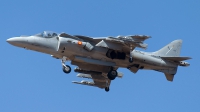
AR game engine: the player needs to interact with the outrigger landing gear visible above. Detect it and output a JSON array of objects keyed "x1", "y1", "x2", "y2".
[
  {"x1": 129, "y1": 57, "x2": 133, "y2": 63},
  {"x1": 61, "y1": 56, "x2": 71, "y2": 74},
  {"x1": 105, "y1": 87, "x2": 109, "y2": 92},
  {"x1": 129, "y1": 44, "x2": 133, "y2": 63},
  {"x1": 105, "y1": 80, "x2": 110, "y2": 92}
]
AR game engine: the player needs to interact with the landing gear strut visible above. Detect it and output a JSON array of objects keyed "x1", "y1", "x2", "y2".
[
  {"x1": 105, "y1": 68, "x2": 117, "y2": 92},
  {"x1": 105, "y1": 68, "x2": 116, "y2": 91},
  {"x1": 129, "y1": 57, "x2": 133, "y2": 63},
  {"x1": 105, "y1": 80, "x2": 110, "y2": 92},
  {"x1": 61, "y1": 56, "x2": 71, "y2": 74},
  {"x1": 129, "y1": 44, "x2": 133, "y2": 63}
]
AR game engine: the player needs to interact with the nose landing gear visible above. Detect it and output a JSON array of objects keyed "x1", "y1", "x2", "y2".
[
  {"x1": 61, "y1": 56, "x2": 71, "y2": 74},
  {"x1": 62, "y1": 65, "x2": 71, "y2": 73}
]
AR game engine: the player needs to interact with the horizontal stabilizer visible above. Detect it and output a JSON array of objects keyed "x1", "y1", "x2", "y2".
[
  {"x1": 164, "y1": 73, "x2": 174, "y2": 81},
  {"x1": 161, "y1": 57, "x2": 191, "y2": 61}
]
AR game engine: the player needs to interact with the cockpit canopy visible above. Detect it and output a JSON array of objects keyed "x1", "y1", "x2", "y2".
[{"x1": 35, "y1": 31, "x2": 58, "y2": 38}]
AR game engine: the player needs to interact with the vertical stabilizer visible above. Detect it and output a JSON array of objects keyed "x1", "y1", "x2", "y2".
[
  {"x1": 153, "y1": 40, "x2": 184, "y2": 81},
  {"x1": 154, "y1": 40, "x2": 182, "y2": 57}
]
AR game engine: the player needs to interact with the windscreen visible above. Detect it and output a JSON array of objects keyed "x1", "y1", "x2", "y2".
[{"x1": 35, "y1": 31, "x2": 57, "y2": 38}]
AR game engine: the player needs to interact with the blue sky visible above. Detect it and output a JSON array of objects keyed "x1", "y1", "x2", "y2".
[{"x1": 0, "y1": 0, "x2": 199, "y2": 112}]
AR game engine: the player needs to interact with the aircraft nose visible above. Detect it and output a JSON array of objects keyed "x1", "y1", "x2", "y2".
[
  {"x1": 6, "y1": 37, "x2": 28, "y2": 47},
  {"x1": 6, "y1": 38, "x2": 16, "y2": 44}
]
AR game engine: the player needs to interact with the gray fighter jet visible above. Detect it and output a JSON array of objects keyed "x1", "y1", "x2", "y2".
[{"x1": 7, "y1": 31, "x2": 191, "y2": 92}]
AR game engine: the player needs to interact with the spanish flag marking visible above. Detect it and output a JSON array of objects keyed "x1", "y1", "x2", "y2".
[{"x1": 78, "y1": 41, "x2": 82, "y2": 45}]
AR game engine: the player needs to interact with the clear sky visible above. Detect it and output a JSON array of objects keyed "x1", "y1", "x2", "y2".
[{"x1": 0, "y1": 0, "x2": 199, "y2": 112}]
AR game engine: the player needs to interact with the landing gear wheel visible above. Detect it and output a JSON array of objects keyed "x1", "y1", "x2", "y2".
[
  {"x1": 129, "y1": 57, "x2": 133, "y2": 63},
  {"x1": 105, "y1": 87, "x2": 109, "y2": 92},
  {"x1": 61, "y1": 56, "x2": 71, "y2": 74},
  {"x1": 62, "y1": 65, "x2": 71, "y2": 74},
  {"x1": 107, "y1": 70, "x2": 118, "y2": 80}
]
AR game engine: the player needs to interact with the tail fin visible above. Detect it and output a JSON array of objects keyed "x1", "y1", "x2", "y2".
[
  {"x1": 153, "y1": 40, "x2": 182, "y2": 56},
  {"x1": 153, "y1": 40, "x2": 183, "y2": 82},
  {"x1": 153, "y1": 40, "x2": 191, "y2": 81}
]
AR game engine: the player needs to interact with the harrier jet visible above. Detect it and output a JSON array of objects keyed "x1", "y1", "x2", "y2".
[{"x1": 7, "y1": 31, "x2": 191, "y2": 92}]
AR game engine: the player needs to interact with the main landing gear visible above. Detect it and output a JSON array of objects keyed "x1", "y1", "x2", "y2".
[
  {"x1": 61, "y1": 56, "x2": 71, "y2": 74},
  {"x1": 105, "y1": 68, "x2": 118, "y2": 92},
  {"x1": 107, "y1": 69, "x2": 118, "y2": 80},
  {"x1": 105, "y1": 80, "x2": 110, "y2": 92}
]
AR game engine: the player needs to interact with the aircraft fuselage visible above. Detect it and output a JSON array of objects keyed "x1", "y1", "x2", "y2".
[{"x1": 7, "y1": 35, "x2": 176, "y2": 71}]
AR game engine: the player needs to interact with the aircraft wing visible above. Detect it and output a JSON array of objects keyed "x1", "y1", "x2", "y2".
[
  {"x1": 89, "y1": 73, "x2": 111, "y2": 89},
  {"x1": 71, "y1": 56, "x2": 115, "y2": 73},
  {"x1": 74, "y1": 35, "x2": 151, "y2": 53},
  {"x1": 72, "y1": 72, "x2": 111, "y2": 89},
  {"x1": 73, "y1": 70, "x2": 123, "y2": 89},
  {"x1": 95, "y1": 35, "x2": 151, "y2": 53},
  {"x1": 71, "y1": 57, "x2": 113, "y2": 89},
  {"x1": 71, "y1": 60, "x2": 123, "y2": 89},
  {"x1": 73, "y1": 35, "x2": 104, "y2": 45}
]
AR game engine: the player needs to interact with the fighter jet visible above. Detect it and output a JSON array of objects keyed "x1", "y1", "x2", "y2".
[{"x1": 7, "y1": 31, "x2": 191, "y2": 92}]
